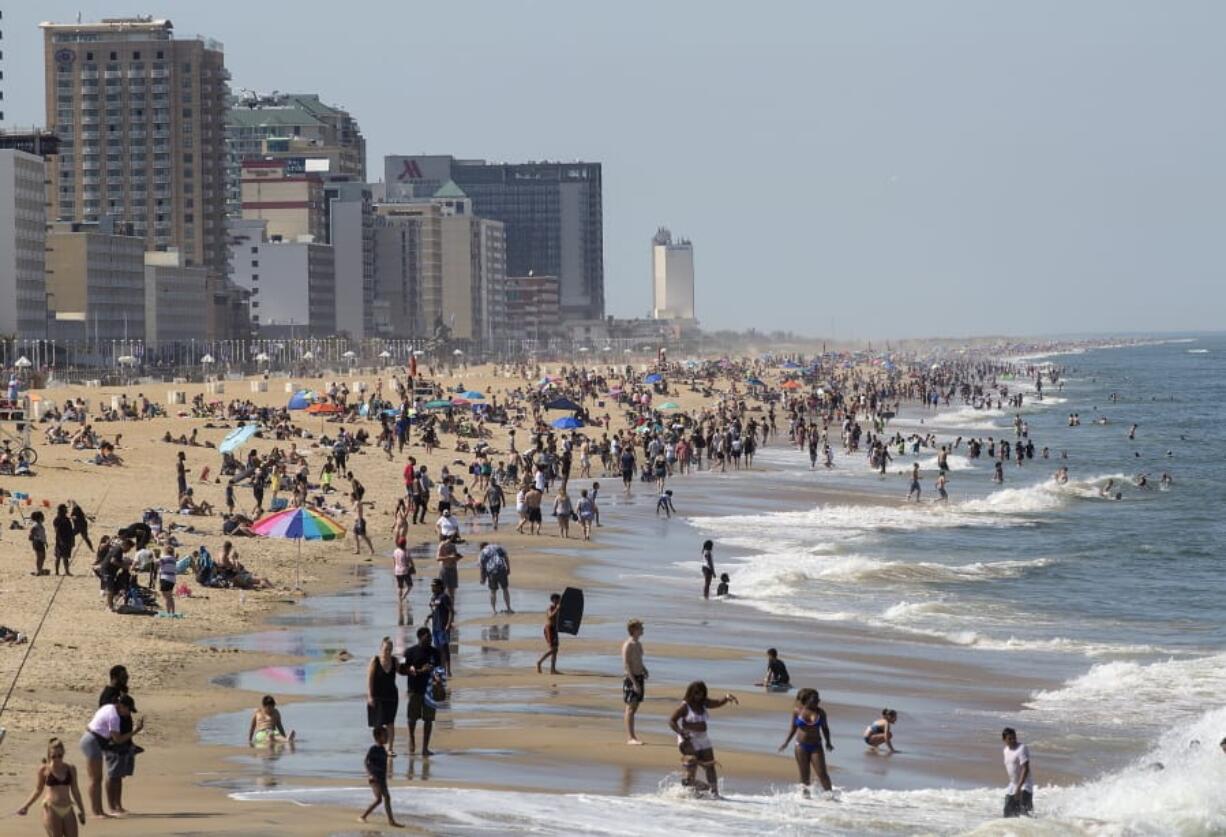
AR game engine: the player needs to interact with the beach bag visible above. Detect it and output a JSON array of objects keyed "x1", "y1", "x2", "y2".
[{"x1": 425, "y1": 667, "x2": 448, "y2": 708}]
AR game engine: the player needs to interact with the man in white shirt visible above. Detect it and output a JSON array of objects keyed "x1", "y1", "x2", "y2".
[
  {"x1": 435, "y1": 509, "x2": 460, "y2": 544},
  {"x1": 1001, "y1": 727, "x2": 1033, "y2": 817}
]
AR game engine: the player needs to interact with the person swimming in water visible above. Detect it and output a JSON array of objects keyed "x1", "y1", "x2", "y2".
[
  {"x1": 778, "y1": 688, "x2": 834, "y2": 796},
  {"x1": 864, "y1": 708, "x2": 898, "y2": 753}
]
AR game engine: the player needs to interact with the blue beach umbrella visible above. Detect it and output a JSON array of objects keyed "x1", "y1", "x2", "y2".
[
  {"x1": 545, "y1": 397, "x2": 582, "y2": 411},
  {"x1": 287, "y1": 390, "x2": 312, "y2": 410},
  {"x1": 552, "y1": 416, "x2": 584, "y2": 430},
  {"x1": 219, "y1": 424, "x2": 259, "y2": 454},
  {"x1": 461, "y1": 391, "x2": 485, "y2": 400},
  {"x1": 644, "y1": 373, "x2": 663, "y2": 384}
]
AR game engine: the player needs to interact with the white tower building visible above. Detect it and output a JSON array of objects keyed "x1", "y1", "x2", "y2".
[{"x1": 651, "y1": 227, "x2": 694, "y2": 321}]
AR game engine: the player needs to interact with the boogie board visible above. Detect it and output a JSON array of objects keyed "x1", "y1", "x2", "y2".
[{"x1": 557, "y1": 587, "x2": 584, "y2": 635}]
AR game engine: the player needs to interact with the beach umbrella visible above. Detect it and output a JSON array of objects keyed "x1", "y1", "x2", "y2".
[
  {"x1": 461, "y1": 391, "x2": 485, "y2": 400},
  {"x1": 780, "y1": 361, "x2": 802, "y2": 370},
  {"x1": 251, "y1": 506, "x2": 346, "y2": 590},
  {"x1": 287, "y1": 390, "x2": 312, "y2": 410},
  {"x1": 578, "y1": 347, "x2": 590, "y2": 353},
  {"x1": 746, "y1": 377, "x2": 765, "y2": 387},
  {"x1": 219, "y1": 424, "x2": 260, "y2": 454},
  {"x1": 623, "y1": 349, "x2": 633, "y2": 355},
  {"x1": 453, "y1": 349, "x2": 464, "y2": 356},
  {"x1": 306, "y1": 402, "x2": 343, "y2": 415},
  {"x1": 200, "y1": 354, "x2": 215, "y2": 365},
  {"x1": 552, "y1": 416, "x2": 583, "y2": 430},
  {"x1": 379, "y1": 350, "x2": 392, "y2": 358},
  {"x1": 603, "y1": 346, "x2": 613, "y2": 352},
  {"x1": 451, "y1": 397, "x2": 472, "y2": 407},
  {"x1": 659, "y1": 401, "x2": 680, "y2": 410},
  {"x1": 14, "y1": 356, "x2": 32, "y2": 368},
  {"x1": 545, "y1": 397, "x2": 582, "y2": 411},
  {"x1": 301, "y1": 351, "x2": 314, "y2": 361},
  {"x1": 255, "y1": 352, "x2": 270, "y2": 362},
  {"x1": 644, "y1": 373, "x2": 663, "y2": 384},
  {"x1": 413, "y1": 349, "x2": 426, "y2": 357},
  {"x1": 117, "y1": 355, "x2": 136, "y2": 365},
  {"x1": 424, "y1": 399, "x2": 453, "y2": 410},
  {"x1": 781, "y1": 380, "x2": 802, "y2": 390}
]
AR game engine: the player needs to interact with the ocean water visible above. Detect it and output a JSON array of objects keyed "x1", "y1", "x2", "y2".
[
  {"x1": 220, "y1": 336, "x2": 1226, "y2": 834},
  {"x1": 234, "y1": 705, "x2": 1226, "y2": 835}
]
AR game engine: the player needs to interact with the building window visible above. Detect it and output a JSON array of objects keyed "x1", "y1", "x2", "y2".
[
  {"x1": 251, "y1": 260, "x2": 259, "y2": 268},
  {"x1": 156, "y1": 50, "x2": 164, "y2": 59},
  {"x1": 109, "y1": 51, "x2": 117, "y2": 60},
  {"x1": 250, "y1": 246, "x2": 257, "y2": 254},
  {"x1": 133, "y1": 51, "x2": 141, "y2": 60},
  {"x1": 251, "y1": 301, "x2": 259, "y2": 309}
]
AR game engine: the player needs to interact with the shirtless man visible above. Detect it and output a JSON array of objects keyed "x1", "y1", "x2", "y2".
[{"x1": 621, "y1": 620, "x2": 648, "y2": 744}]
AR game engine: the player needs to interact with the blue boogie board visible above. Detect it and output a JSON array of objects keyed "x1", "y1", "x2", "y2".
[{"x1": 558, "y1": 587, "x2": 584, "y2": 635}]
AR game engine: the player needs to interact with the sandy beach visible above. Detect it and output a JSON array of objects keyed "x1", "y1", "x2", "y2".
[
  {"x1": 1, "y1": 361, "x2": 862, "y2": 834},
  {"x1": 0, "y1": 351, "x2": 1171, "y2": 835}
]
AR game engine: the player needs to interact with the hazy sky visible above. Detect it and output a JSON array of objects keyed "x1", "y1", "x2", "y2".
[{"x1": 6, "y1": 1, "x2": 1223, "y2": 338}]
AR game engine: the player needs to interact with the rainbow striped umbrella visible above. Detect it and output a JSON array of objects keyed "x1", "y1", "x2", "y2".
[
  {"x1": 251, "y1": 506, "x2": 346, "y2": 590},
  {"x1": 251, "y1": 506, "x2": 347, "y2": 540}
]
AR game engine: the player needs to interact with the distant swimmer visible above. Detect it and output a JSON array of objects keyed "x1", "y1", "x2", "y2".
[
  {"x1": 935, "y1": 473, "x2": 949, "y2": 502},
  {"x1": 864, "y1": 708, "x2": 898, "y2": 753},
  {"x1": 1100, "y1": 479, "x2": 1115, "y2": 498},
  {"x1": 1128, "y1": 424, "x2": 1138, "y2": 440},
  {"x1": 993, "y1": 461, "x2": 1005, "y2": 483},
  {"x1": 1160, "y1": 473, "x2": 1173, "y2": 489}
]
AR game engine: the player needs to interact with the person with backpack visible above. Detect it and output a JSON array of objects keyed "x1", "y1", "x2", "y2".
[{"x1": 478, "y1": 542, "x2": 513, "y2": 615}]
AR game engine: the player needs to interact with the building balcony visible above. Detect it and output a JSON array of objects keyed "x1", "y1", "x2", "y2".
[
  {"x1": 150, "y1": 69, "x2": 169, "y2": 79},
  {"x1": 81, "y1": 116, "x2": 100, "y2": 126},
  {"x1": 104, "y1": 70, "x2": 123, "y2": 79},
  {"x1": 80, "y1": 71, "x2": 99, "y2": 80},
  {"x1": 127, "y1": 68, "x2": 145, "y2": 79},
  {"x1": 82, "y1": 176, "x2": 101, "y2": 186},
  {"x1": 152, "y1": 84, "x2": 169, "y2": 95},
  {"x1": 81, "y1": 160, "x2": 100, "y2": 171}
]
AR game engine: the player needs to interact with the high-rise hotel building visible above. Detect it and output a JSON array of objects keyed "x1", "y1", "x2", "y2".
[{"x1": 40, "y1": 17, "x2": 230, "y2": 316}]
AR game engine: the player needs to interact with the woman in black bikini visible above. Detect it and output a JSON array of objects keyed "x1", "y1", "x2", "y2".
[
  {"x1": 778, "y1": 688, "x2": 834, "y2": 795},
  {"x1": 17, "y1": 737, "x2": 87, "y2": 835}
]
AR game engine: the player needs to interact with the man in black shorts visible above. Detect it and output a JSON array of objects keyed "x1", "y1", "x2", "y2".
[
  {"x1": 400, "y1": 627, "x2": 441, "y2": 756},
  {"x1": 478, "y1": 542, "x2": 513, "y2": 615},
  {"x1": 621, "y1": 619, "x2": 647, "y2": 745}
]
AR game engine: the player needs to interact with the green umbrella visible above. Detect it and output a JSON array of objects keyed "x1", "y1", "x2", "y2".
[
  {"x1": 424, "y1": 399, "x2": 453, "y2": 409},
  {"x1": 659, "y1": 402, "x2": 680, "y2": 410}
]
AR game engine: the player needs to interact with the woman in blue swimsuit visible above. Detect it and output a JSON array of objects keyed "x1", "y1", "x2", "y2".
[{"x1": 778, "y1": 688, "x2": 833, "y2": 794}]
